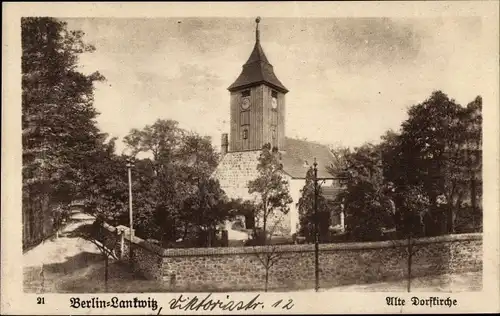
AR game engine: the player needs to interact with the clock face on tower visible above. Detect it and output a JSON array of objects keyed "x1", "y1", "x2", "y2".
[
  {"x1": 271, "y1": 96, "x2": 278, "y2": 109},
  {"x1": 241, "y1": 97, "x2": 250, "y2": 110}
]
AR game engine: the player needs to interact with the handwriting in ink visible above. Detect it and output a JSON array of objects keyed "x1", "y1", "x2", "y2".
[
  {"x1": 169, "y1": 293, "x2": 264, "y2": 311},
  {"x1": 271, "y1": 298, "x2": 294, "y2": 310}
]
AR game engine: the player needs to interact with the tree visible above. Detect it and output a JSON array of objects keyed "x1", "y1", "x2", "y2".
[
  {"x1": 376, "y1": 128, "x2": 435, "y2": 291},
  {"x1": 122, "y1": 119, "x2": 230, "y2": 245},
  {"x1": 83, "y1": 137, "x2": 128, "y2": 218},
  {"x1": 75, "y1": 215, "x2": 120, "y2": 292},
  {"x1": 297, "y1": 168, "x2": 331, "y2": 242},
  {"x1": 328, "y1": 145, "x2": 351, "y2": 176},
  {"x1": 248, "y1": 143, "x2": 293, "y2": 245},
  {"x1": 124, "y1": 119, "x2": 184, "y2": 162},
  {"x1": 123, "y1": 119, "x2": 185, "y2": 242},
  {"x1": 392, "y1": 185, "x2": 430, "y2": 292},
  {"x1": 178, "y1": 132, "x2": 220, "y2": 177},
  {"x1": 254, "y1": 238, "x2": 285, "y2": 292},
  {"x1": 80, "y1": 135, "x2": 161, "y2": 240},
  {"x1": 180, "y1": 178, "x2": 231, "y2": 246},
  {"x1": 22, "y1": 17, "x2": 105, "y2": 247},
  {"x1": 379, "y1": 130, "x2": 402, "y2": 184},
  {"x1": 335, "y1": 144, "x2": 395, "y2": 241},
  {"x1": 455, "y1": 96, "x2": 482, "y2": 232},
  {"x1": 247, "y1": 207, "x2": 288, "y2": 292},
  {"x1": 176, "y1": 132, "x2": 227, "y2": 245},
  {"x1": 386, "y1": 91, "x2": 483, "y2": 235}
]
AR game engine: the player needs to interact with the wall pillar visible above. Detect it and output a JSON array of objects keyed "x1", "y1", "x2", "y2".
[
  {"x1": 340, "y1": 208, "x2": 345, "y2": 233},
  {"x1": 120, "y1": 231, "x2": 125, "y2": 260}
]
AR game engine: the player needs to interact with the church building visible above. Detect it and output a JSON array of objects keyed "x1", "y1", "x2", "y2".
[{"x1": 212, "y1": 18, "x2": 344, "y2": 237}]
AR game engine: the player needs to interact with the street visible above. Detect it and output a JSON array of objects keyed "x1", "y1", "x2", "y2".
[{"x1": 300, "y1": 271, "x2": 482, "y2": 292}]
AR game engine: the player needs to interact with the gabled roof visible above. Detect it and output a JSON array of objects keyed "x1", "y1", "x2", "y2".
[
  {"x1": 281, "y1": 137, "x2": 334, "y2": 179},
  {"x1": 212, "y1": 138, "x2": 337, "y2": 201},
  {"x1": 228, "y1": 19, "x2": 288, "y2": 93},
  {"x1": 213, "y1": 137, "x2": 335, "y2": 180}
]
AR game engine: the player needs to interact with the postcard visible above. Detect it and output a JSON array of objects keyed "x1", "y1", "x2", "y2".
[{"x1": 2, "y1": 1, "x2": 499, "y2": 314}]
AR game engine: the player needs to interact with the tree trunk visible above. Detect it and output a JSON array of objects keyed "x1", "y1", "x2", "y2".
[
  {"x1": 262, "y1": 197, "x2": 268, "y2": 245},
  {"x1": 207, "y1": 227, "x2": 213, "y2": 247},
  {"x1": 182, "y1": 224, "x2": 188, "y2": 240},
  {"x1": 264, "y1": 266, "x2": 269, "y2": 292},
  {"x1": 471, "y1": 177, "x2": 477, "y2": 228},
  {"x1": 129, "y1": 238, "x2": 133, "y2": 267},
  {"x1": 407, "y1": 235, "x2": 412, "y2": 292},
  {"x1": 446, "y1": 206, "x2": 454, "y2": 234},
  {"x1": 263, "y1": 216, "x2": 267, "y2": 245},
  {"x1": 104, "y1": 253, "x2": 109, "y2": 292}
]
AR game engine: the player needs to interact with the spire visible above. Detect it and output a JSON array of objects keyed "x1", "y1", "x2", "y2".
[
  {"x1": 255, "y1": 16, "x2": 261, "y2": 43},
  {"x1": 245, "y1": 16, "x2": 267, "y2": 64},
  {"x1": 227, "y1": 16, "x2": 288, "y2": 93}
]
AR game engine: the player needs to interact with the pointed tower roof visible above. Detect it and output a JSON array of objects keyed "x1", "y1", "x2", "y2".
[{"x1": 228, "y1": 17, "x2": 288, "y2": 93}]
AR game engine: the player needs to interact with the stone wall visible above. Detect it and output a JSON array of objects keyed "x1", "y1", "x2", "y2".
[
  {"x1": 157, "y1": 233, "x2": 482, "y2": 291},
  {"x1": 212, "y1": 150, "x2": 293, "y2": 236},
  {"x1": 101, "y1": 223, "x2": 165, "y2": 281},
  {"x1": 100, "y1": 223, "x2": 481, "y2": 292},
  {"x1": 212, "y1": 151, "x2": 261, "y2": 201}
]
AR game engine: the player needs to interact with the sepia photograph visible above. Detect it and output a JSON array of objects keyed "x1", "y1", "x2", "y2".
[{"x1": 2, "y1": 1, "x2": 499, "y2": 315}]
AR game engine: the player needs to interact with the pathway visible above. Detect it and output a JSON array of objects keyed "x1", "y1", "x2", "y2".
[{"x1": 23, "y1": 211, "x2": 161, "y2": 293}]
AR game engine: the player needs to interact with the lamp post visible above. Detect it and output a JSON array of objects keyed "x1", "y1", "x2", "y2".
[
  {"x1": 312, "y1": 158, "x2": 349, "y2": 292},
  {"x1": 126, "y1": 157, "x2": 134, "y2": 263},
  {"x1": 313, "y1": 159, "x2": 319, "y2": 292}
]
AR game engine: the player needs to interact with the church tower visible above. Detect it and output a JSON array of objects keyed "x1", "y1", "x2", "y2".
[
  {"x1": 214, "y1": 18, "x2": 338, "y2": 236},
  {"x1": 227, "y1": 17, "x2": 288, "y2": 152}
]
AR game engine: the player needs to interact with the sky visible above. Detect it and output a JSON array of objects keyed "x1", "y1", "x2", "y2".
[{"x1": 64, "y1": 16, "x2": 488, "y2": 153}]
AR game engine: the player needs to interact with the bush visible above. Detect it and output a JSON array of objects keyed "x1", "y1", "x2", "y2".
[
  {"x1": 455, "y1": 206, "x2": 483, "y2": 234},
  {"x1": 324, "y1": 232, "x2": 350, "y2": 243},
  {"x1": 244, "y1": 229, "x2": 294, "y2": 246},
  {"x1": 244, "y1": 228, "x2": 266, "y2": 246},
  {"x1": 161, "y1": 228, "x2": 229, "y2": 248}
]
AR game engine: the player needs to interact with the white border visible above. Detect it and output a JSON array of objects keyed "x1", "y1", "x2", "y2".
[{"x1": 2, "y1": 1, "x2": 499, "y2": 314}]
